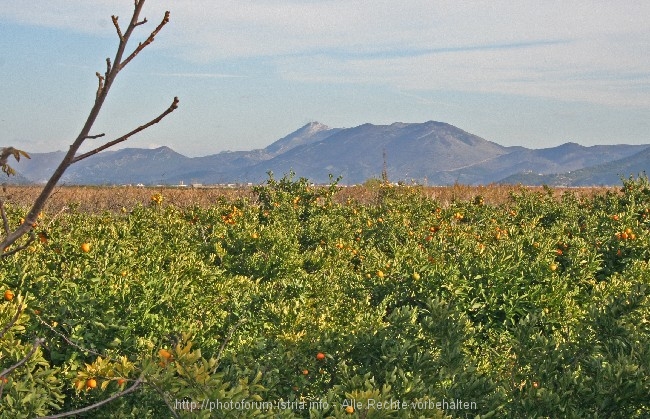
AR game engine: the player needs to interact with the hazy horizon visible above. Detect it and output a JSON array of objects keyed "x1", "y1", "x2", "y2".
[{"x1": 2, "y1": 1, "x2": 649, "y2": 157}]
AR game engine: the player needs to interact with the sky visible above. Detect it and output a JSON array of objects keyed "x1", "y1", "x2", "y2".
[{"x1": 1, "y1": 1, "x2": 649, "y2": 157}]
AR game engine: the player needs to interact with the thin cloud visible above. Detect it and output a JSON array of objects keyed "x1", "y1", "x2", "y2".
[
  {"x1": 150, "y1": 72, "x2": 246, "y2": 79},
  {"x1": 2, "y1": 1, "x2": 649, "y2": 109}
]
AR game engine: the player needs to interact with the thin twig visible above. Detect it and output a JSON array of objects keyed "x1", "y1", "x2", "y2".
[
  {"x1": 34, "y1": 314, "x2": 111, "y2": 360},
  {"x1": 0, "y1": 0, "x2": 175, "y2": 253},
  {"x1": 46, "y1": 206, "x2": 69, "y2": 228},
  {"x1": 213, "y1": 318, "x2": 247, "y2": 373},
  {"x1": 84, "y1": 133, "x2": 105, "y2": 140},
  {"x1": 0, "y1": 338, "x2": 44, "y2": 378},
  {"x1": 120, "y1": 11, "x2": 169, "y2": 69},
  {"x1": 111, "y1": 15, "x2": 124, "y2": 41},
  {"x1": 0, "y1": 301, "x2": 24, "y2": 341},
  {"x1": 71, "y1": 97, "x2": 179, "y2": 163},
  {"x1": 38, "y1": 375, "x2": 145, "y2": 419},
  {"x1": 2, "y1": 230, "x2": 36, "y2": 257},
  {"x1": 144, "y1": 380, "x2": 181, "y2": 419},
  {"x1": 95, "y1": 72, "x2": 105, "y2": 98},
  {"x1": 0, "y1": 198, "x2": 9, "y2": 235}
]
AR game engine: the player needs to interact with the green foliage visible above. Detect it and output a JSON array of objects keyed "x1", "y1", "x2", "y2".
[
  {"x1": 1, "y1": 175, "x2": 650, "y2": 417},
  {"x1": 0, "y1": 296, "x2": 64, "y2": 418}
]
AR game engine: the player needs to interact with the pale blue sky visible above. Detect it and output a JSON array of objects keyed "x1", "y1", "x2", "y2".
[{"x1": 1, "y1": 1, "x2": 649, "y2": 157}]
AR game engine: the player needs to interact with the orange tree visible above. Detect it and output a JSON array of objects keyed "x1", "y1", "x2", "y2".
[{"x1": 1, "y1": 174, "x2": 650, "y2": 417}]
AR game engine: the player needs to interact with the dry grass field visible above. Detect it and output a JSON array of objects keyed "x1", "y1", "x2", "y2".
[{"x1": 2, "y1": 183, "x2": 618, "y2": 213}]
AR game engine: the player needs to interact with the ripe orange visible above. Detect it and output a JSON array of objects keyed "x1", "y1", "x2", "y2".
[
  {"x1": 159, "y1": 349, "x2": 172, "y2": 359},
  {"x1": 316, "y1": 352, "x2": 326, "y2": 360},
  {"x1": 550, "y1": 264, "x2": 558, "y2": 272},
  {"x1": 345, "y1": 406, "x2": 355, "y2": 414},
  {"x1": 302, "y1": 369, "x2": 309, "y2": 375},
  {"x1": 376, "y1": 270, "x2": 384, "y2": 278},
  {"x1": 117, "y1": 378, "x2": 126, "y2": 386},
  {"x1": 86, "y1": 378, "x2": 97, "y2": 389},
  {"x1": 81, "y1": 242, "x2": 91, "y2": 253},
  {"x1": 4, "y1": 290, "x2": 14, "y2": 301}
]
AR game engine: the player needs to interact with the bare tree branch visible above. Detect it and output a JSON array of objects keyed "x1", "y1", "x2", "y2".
[
  {"x1": 0, "y1": 199, "x2": 9, "y2": 236},
  {"x1": 213, "y1": 317, "x2": 247, "y2": 374},
  {"x1": 72, "y1": 97, "x2": 179, "y2": 164},
  {"x1": 134, "y1": 17, "x2": 149, "y2": 27},
  {"x1": 2, "y1": 230, "x2": 36, "y2": 256},
  {"x1": 105, "y1": 57, "x2": 112, "y2": 77},
  {"x1": 0, "y1": 301, "x2": 24, "y2": 341},
  {"x1": 0, "y1": 0, "x2": 178, "y2": 254},
  {"x1": 0, "y1": 338, "x2": 44, "y2": 378},
  {"x1": 95, "y1": 72, "x2": 105, "y2": 98},
  {"x1": 34, "y1": 313, "x2": 111, "y2": 360},
  {"x1": 121, "y1": 11, "x2": 169, "y2": 69},
  {"x1": 144, "y1": 380, "x2": 181, "y2": 419},
  {"x1": 111, "y1": 15, "x2": 124, "y2": 42},
  {"x1": 38, "y1": 375, "x2": 145, "y2": 419},
  {"x1": 84, "y1": 133, "x2": 105, "y2": 140}
]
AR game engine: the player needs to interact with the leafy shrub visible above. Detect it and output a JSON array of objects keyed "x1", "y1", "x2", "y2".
[{"x1": 0, "y1": 175, "x2": 649, "y2": 417}]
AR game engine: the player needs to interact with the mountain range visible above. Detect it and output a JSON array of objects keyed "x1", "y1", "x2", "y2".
[{"x1": 4, "y1": 121, "x2": 649, "y2": 186}]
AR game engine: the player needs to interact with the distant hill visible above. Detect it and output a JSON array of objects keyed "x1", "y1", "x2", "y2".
[
  {"x1": 4, "y1": 121, "x2": 649, "y2": 186},
  {"x1": 499, "y1": 145, "x2": 650, "y2": 186}
]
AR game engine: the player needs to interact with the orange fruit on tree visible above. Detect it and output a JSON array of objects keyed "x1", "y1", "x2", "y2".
[
  {"x1": 4, "y1": 290, "x2": 14, "y2": 301},
  {"x1": 86, "y1": 378, "x2": 97, "y2": 389},
  {"x1": 345, "y1": 406, "x2": 355, "y2": 414},
  {"x1": 159, "y1": 348, "x2": 172, "y2": 360},
  {"x1": 302, "y1": 369, "x2": 309, "y2": 375},
  {"x1": 117, "y1": 378, "x2": 127, "y2": 386},
  {"x1": 81, "y1": 242, "x2": 91, "y2": 253},
  {"x1": 316, "y1": 352, "x2": 326, "y2": 360}
]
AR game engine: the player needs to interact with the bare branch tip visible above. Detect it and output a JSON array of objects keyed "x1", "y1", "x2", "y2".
[
  {"x1": 111, "y1": 15, "x2": 124, "y2": 41},
  {"x1": 95, "y1": 72, "x2": 105, "y2": 98}
]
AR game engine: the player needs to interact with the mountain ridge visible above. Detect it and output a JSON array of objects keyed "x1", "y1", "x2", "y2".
[{"x1": 4, "y1": 121, "x2": 649, "y2": 186}]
